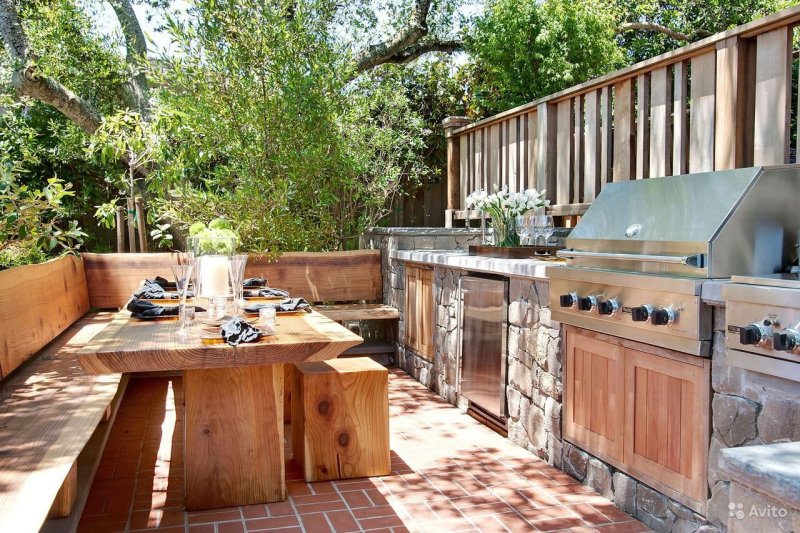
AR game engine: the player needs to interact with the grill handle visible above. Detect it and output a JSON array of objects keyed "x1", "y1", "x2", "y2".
[{"x1": 556, "y1": 249, "x2": 706, "y2": 268}]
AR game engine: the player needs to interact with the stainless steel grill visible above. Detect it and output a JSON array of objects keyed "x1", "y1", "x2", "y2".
[
  {"x1": 558, "y1": 166, "x2": 800, "y2": 278},
  {"x1": 547, "y1": 166, "x2": 800, "y2": 355},
  {"x1": 724, "y1": 273, "x2": 800, "y2": 381}
]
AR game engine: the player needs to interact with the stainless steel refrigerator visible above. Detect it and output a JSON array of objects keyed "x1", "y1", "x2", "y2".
[{"x1": 458, "y1": 275, "x2": 509, "y2": 422}]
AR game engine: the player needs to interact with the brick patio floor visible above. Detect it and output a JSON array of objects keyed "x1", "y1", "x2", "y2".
[{"x1": 77, "y1": 368, "x2": 649, "y2": 532}]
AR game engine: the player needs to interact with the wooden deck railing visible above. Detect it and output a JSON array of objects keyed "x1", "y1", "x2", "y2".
[{"x1": 444, "y1": 5, "x2": 800, "y2": 226}]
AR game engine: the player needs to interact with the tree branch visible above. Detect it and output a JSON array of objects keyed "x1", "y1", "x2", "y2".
[
  {"x1": 378, "y1": 39, "x2": 463, "y2": 65},
  {"x1": 0, "y1": 0, "x2": 103, "y2": 133},
  {"x1": 353, "y1": 0, "x2": 433, "y2": 72},
  {"x1": 107, "y1": 0, "x2": 151, "y2": 118},
  {"x1": 617, "y1": 21, "x2": 693, "y2": 42}
]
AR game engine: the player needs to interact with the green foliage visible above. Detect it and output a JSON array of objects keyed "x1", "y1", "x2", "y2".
[
  {"x1": 186, "y1": 220, "x2": 239, "y2": 255},
  {"x1": 463, "y1": 0, "x2": 626, "y2": 116},
  {"x1": 0, "y1": 164, "x2": 87, "y2": 269},
  {"x1": 0, "y1": 1, "x2": 127, "y2": 250},
  {"x1": 616, "y1": 0, "x2": 797, "y2": 62},
  {"x1": 149, "y1": 223, "x2": 174, "y2": 250},
  {"x1": 150, "y1": 0, "x2": 432, "y2": 252}
]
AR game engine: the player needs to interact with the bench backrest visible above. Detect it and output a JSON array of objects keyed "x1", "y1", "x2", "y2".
[
  {"x1": 0, "y1": 255, "x2": 90, "y2": 378},
  {"x1": 82, "y1": 250, "x2": 382, "y2": 309}
]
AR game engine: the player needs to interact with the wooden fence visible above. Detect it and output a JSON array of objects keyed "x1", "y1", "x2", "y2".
[{"x1": 444, "y1": 6, "x2": 800, "y2": 226}]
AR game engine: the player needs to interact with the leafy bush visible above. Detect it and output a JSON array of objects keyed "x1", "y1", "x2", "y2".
[
  {"x1": 0, "y1": 164, "x2": 86, "y2": 269},
  {"x1": 146, "y1": 0, "x2": 432, "y2": 253}
]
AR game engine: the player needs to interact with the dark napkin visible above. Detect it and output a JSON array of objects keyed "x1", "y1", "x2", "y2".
[
  {"x1": 148, "y1": 276, "x2": 177, "y2": 290},
  {"x1": 127, "y1": 298, "x2": 179, "y2": 318},
  {"x1": 220, "y1": 317, "x2": 262, "y2": 346},
  {"x1": 257, "y1": 287, "x2": 290, "y2": 298},
  {"x1": 243, "y1": 298, "x2": 310, "y2": 314},
  {"x1": 242, "y1": 277, "x2": 266, "y2": 289},
  {"x1": 127, "y1": 298, "x2": 205, "y2": 318},
  {"x1": 133, "y1": 281, "x2": 167, "y2": 299}
]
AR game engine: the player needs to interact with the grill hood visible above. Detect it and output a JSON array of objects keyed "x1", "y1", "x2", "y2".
[{"x1": 558, "y1": 166, "x2": 800, "y2": 278}]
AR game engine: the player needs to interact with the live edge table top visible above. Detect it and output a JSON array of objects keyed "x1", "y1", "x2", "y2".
[{"x1": 76, "y1": 310, "x2": 364, "y2": 374}]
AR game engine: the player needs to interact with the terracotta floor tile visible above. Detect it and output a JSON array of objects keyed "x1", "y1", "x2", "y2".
[
  {"x1": 244, "y1": 515, "x2": 300, "y2": 530},
  {"x1": 216, "y1": 520, "x2": 245, "y2": 533},
  {"x1": 265, "y1": 500, "x2": 295, "y2": 516},
  {"x1": 326, "y1": 510, "x2": 361, "y2": 532},
  {"x1": 77, "y1": 373, "x2": 646, "y2": 533},
  {"x1": 530, "y1": 515, "x2": 590, "y2": 531},
  {"x1": 300, "y1": 512, "x2": 333, "y2": 532}
]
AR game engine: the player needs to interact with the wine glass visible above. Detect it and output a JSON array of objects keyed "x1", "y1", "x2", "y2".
[
  {"x1": 530, "y1": 216, "x2": 545, "y2": 250},
  {"x1": 540, "y1": 215, "x2": 555, "y2": 252},
  {"x1": 171, "y1": 256, "x2": 194, "y2": 337},
  {"x1": 228, "y1": 254, "x2": 248, "y2": 314},
  {"x1": 515, "y1": 215, "x2": 527, "y2": 245}
]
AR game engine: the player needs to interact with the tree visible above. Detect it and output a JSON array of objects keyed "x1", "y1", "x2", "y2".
[
  {"x1": 0, "y1": 0, "x2": 467, "y2": 255},
  {"x1": 615, "y1": 0, "x2": 798, "y2": 61},
  {"x1": 463, "y1": 0, "x2": 625, "y2": 116}
]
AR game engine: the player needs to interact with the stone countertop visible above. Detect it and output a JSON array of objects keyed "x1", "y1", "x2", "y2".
[
  {"x1": 390, "y1": 249, "x2": 564, "y2": 280},
  {"x1": 719, "y1": 442, "x2": 800, "y2": 509}
]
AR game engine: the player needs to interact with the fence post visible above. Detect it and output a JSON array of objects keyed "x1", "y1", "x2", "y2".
[
  {"x1": 135, "y1": 197, "x2": 148, "y2": 253},
  {"x1": 442, "y1": 116, "x2": 472, "y2": 227},
  {"x1": 126, "y1": 198, "x2": 136, "y2": 253},
  {"x1": 715, "y1": 36, "x2": 754, "y2": 169},
  {"x1": 535, "y1": 103, "x2": 557, "y2": 199},
  {"x1": 115, "y1": 206, "x2": 126, "y2": 253}
]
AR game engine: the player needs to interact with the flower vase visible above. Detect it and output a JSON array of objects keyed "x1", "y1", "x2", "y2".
[
  {"x1": 189, "y1": 235, "x2": 237, "y2": 319},
  {"x1": 492, "y1": 217, "x2": 519, "y2": 247}
]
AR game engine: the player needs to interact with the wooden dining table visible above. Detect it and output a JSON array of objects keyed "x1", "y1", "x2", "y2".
[{"x1": 76, "y1": 309, "x2": 363, "y2": 510}]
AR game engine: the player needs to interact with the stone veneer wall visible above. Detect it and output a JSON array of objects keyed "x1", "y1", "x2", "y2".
[{"x1": 366, "y1": 228, "x2": 800, "y2": 532}]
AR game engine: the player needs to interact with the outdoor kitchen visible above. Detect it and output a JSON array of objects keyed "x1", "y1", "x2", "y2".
[{"x1": 367, "y1": 166, "x2": 800, "y2": 532}]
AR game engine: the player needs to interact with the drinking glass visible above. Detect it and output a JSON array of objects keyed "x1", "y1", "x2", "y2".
[
  {"x1": 171, "y1": 258, "x2": 194, "y2": 337},
  {"x1": 515, "y1": 215, "x2": 527, "y2": 245},
  {"x1": 540, "y1": 215, "x2": 555, "y2": 251},
  {"x1": 530, "y1": 216, "x2": 545, "y2": 249},
  {"x1": 228, "y1": 254, "x2": 248, "y2": 314}
]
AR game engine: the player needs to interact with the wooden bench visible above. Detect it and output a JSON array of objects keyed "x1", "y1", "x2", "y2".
[
  {"x1": 0, "y1": 256, "x2": 126, "y2": 532},
  {"x1": 292, "y1": 357, "x2": 390, "y2": 482}
]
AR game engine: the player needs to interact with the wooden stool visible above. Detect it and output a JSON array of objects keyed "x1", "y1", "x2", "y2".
[{"x1": 292, "y1": 358, "x2": 390, "y2": 482}]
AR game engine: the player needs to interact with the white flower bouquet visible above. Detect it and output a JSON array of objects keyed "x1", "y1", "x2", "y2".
[{"x1": 465, "y1": 186, "x2": 549, "y2": 246}]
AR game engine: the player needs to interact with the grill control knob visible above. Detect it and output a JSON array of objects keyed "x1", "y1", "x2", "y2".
[
  {"x1": 577, "y1": 296, "x2": 597, "y2": 312},
  {"x1": 631, "y1": 305, "x2": 652, "y2": 322},
  {"x1": 739, "y1": 323, "x2": 770, "y2": 346},
  {"x1": 598, "y1": 299, "x2": 619, "y2": 316},
  {"x1": 773, "y1": 329, "x2": 800, "y2": 352},
  {"x1": 559, "y1": 293, "x2": 578, "y2": 308},
  {"x1": 651, "y1": 308, "x2": 676, "y2": 326}
]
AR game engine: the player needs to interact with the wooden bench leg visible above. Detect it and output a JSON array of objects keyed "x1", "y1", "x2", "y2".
[
  {"x1": 48, "y1": 461, "x2": 77, "y2": 518},
  {"x1": 184, "y1": 364, "x2": 286, "y2": 510}
]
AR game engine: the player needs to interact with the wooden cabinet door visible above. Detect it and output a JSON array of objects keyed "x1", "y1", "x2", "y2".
[
  {"x1": 404, "y1": 266, "x2": 434, "y2": 360},
  {"x1": 404, "y1": 267, "x2": 418, "y2": 350},
  {"x1": 623, "y1": 348, "x2": 710, "y2": 504},
  {"x1": 416, "y1": 268, "x2": 434, "y2": 359},
  {"x1": 564, "y1": 330, "x2": 625, "y2": 463}
]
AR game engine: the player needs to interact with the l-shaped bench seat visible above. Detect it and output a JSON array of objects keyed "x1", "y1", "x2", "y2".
[{"x1": 0, "y1": 256, "x2": 127, "y2": 532}]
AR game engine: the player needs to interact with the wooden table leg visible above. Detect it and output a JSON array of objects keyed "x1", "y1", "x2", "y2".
[{"x1": 184, "y1": 364, "x2": 285, "y2": 510}]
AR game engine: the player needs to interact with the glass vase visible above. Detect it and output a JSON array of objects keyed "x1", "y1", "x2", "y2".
[
  {"x1": 189, "y1": 235, "x2": 237, "y2": 319},
  {"x1": 492, "y1": 216, "x2": 519, "y2": 247}
]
